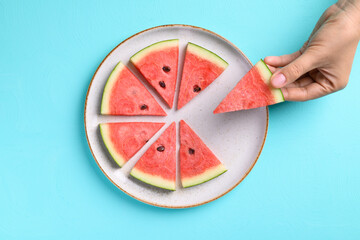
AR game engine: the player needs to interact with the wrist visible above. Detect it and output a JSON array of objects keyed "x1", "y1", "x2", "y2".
[
  {"x1": 337, "y1": 0, "x2": 360, "y2": 10},
  {"x1": 337, "y1": 0, "x2": 360, "y2": 39}
]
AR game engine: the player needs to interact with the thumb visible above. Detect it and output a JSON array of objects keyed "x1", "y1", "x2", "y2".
[{"x1": 271, "y1": 51, "x2": 318, "y2": 88}]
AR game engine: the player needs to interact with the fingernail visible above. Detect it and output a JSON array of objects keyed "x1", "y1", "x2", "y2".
[
  {"x1": 264, "y1": 56, "x2": 273, "y2": 63},
  {"x1": 272, "y1": 73, "x2": 286, "y2": 88}
]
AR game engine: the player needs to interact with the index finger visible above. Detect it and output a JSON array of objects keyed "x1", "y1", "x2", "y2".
[{"x1": 281, "y1": 82, "x2": 328, "y2": 101}]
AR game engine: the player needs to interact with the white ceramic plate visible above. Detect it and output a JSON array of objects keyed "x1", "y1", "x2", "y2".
[{"x1": 84, "y1": 25, "x2": 268, "y2": 208}]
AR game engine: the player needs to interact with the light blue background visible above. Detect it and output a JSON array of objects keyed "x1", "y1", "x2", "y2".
[{"x1": 1, "y1": 0, "x2": 359, "y2": 239}]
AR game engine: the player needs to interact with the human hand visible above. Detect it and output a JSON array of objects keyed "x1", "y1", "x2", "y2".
[{"x1": 265, "y1": 0, "x2": 360, "y2": 101}]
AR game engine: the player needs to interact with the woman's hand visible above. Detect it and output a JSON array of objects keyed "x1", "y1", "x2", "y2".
[{"x1": 265, "y1": 0, "x2": 360, "y2": 101}]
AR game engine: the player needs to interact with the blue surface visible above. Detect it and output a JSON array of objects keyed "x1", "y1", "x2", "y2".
[{"x1": 1, "y1": 0, "x2": 359, "y2": 239}]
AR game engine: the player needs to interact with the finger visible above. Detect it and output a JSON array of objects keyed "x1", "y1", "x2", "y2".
[
  {"x1": 271, "y1": 50, "x2": 319, "y2": 88},
  {"x1": 285, "y1": 76, "x2": 314, "y2": 88},
  {"x1": 264, "y1": 51, "x2": 301, "y2": 67},
  {"x1": 281, "y1": 82, "x2": 328, "y2": 101},
  {"x1": 265, "y1": 64, "x2": 278, "y2": 73}
]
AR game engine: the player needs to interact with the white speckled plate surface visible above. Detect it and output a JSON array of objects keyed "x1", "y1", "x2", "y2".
[{"x1": 84, "y1": 25, "x2": 268, "y2": 208}]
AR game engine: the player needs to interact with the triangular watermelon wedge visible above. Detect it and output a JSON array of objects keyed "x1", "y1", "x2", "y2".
[
  {"x1": 100, "y1": 122, "x2": 164, "y2": 167},
  {"x1": 130, "y1": 122, "x2": 176, "y2": 190},
  {"x1": 100, "y1": 61, "x2": 166, "y2": 116},
  {"x1": 179, "y1": 120, "x2": 227, "y2": 188},
  {"x1": 130, "y1": 39, "x2": 179, "y2": 108},
  {"x1": 214, "y1": 60, "x2": 284, "y2": 113},
  {"x1": 177, "y1": 43, "x2": 228, "y2": 110}
]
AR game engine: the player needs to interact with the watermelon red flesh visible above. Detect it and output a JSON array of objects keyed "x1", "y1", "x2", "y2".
[
  {"x1": 100, "y1": 122, "x2": 164, "y2": 167},
  {"x1": 177, "y1": 43, "x2": 228, "y2": 110},
  {"x1": 179, "y1": 120, "x2": 227, "y2": 188},
  {"x1": 130, "y1": 122, "x2": 176, "y2": 190},
  {"x1": 214, "y1": 60, "x2": 284, "y2": 113},
  {"x1": 100, "y1": 62, "x2": 166, "y2": 116},
  {"x1": 130, "y1": 40, "x2": 179, "y2": 108}
]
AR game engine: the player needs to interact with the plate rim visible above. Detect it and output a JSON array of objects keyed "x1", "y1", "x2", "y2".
[{"x1": 84, "y1": 24, "x2": 269, "y2": 208}]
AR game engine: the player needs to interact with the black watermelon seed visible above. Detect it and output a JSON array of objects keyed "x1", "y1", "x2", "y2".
[
  {"x1": 140, "y1": 104, "x2": 148, "y2": 110},
  {"x1": 162, "y1": 66, "x2": 171, "y2": 72},
  {"x1": 193, "y1": 85, "x2": 201, "y2": 92},
  {"x1": 159, "y1": 81, "x2": 166, "y2": 88},
  {"x1": 157, "y1": 145, "x2": 165, "y2": 152},
  {"x1": 188, "y1": 148, "x2": 195, "y2": 155}
]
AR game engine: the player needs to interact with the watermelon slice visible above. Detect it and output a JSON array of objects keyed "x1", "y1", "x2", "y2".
[
  {"x1": 130, "y1": 39, "x2": 179, "y2": 108},
  {"x1": 214, "y1": 60, "x2": 284, "y2": 113},
  {"x1": 100, "y1": 61, "x2": 166, "y2": 116},
  {"x1": 177, "y1": 43, "x2": 228, "y2": 109},
  {"x1": 179, "y1": 120, "x2": 227, "y2": 188},
  {"x1": 100, "y1": 122, "x2": 164, "y2": 167},
  {"x1": 130, "y1": 122, "x2": 176, "y2": 190}
]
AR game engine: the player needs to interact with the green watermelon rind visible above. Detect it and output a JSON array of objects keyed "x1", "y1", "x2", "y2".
[
  {"x1": 100, "y1": 61, "x2": 126, "y2": 114},
  {"x1": 182, "y1": 164, "x2": 227, "y2": 188},
  {"x1": 130, "y1": 168, "x2": 176, "y2": 191},
  {"x1": 130, "y1": 39, "x2": 179, "y2": 64},
  {"x1": 99, "y1": 123, "x2": 126, "y2": 167},
  {"x1": 187, "y1": 42, "x2": 229, "y2": 70},
  {"x1": 259, "y1": 59, "x2": 285, "y2": 102}
]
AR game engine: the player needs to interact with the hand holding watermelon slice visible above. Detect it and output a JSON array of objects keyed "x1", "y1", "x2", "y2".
[{"x1": 264, "y1": 2, "x2": 360, "y2": 101}]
